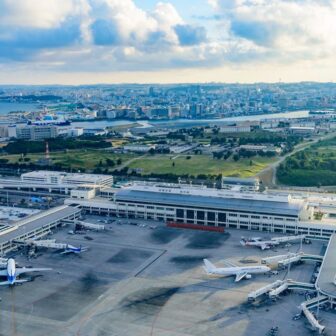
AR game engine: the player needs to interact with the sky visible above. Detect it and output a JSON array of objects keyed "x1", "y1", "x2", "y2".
[{"x1": 0, "y1": 0, "x2": 336, "y2": 85}]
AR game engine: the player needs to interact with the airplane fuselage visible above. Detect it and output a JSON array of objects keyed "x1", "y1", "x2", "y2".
[{"x1": 208, "y1": 265, "x2": 270, "y2": 276}]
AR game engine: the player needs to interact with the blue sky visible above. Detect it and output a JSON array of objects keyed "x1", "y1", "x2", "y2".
[{"x1": 0, "y1": 0, "x2": 336, "y2": 84}]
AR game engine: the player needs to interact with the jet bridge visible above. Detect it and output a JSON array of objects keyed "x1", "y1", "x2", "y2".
[
  {"x1": 261, "y1": 253, "x2": 296, "y2": 265},
  {"x1": 277, "y1": 253, "x2": 322, "y2": 267},
  {"x1": 248, "y1": 280, "x2": 284, "y2": 301},
  {"x1": 249, "y1": 280, "x2": 317, "y2": 301},
  {"x1": 269, "y1": 282, "x2": 289, "y2": 298},
  {"x1": 62, "y1": 219, "x2": 105, "y2": 231},
  {"x1": 300, "y1": 296, "x2": 329, "y2": 334}
]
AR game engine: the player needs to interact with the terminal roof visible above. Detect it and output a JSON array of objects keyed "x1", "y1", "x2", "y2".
[
  {"x1": 316, "y1": 234, "x2": 336, "y2": 298},
  {"x1": 0, "y1": 206, "x2": 80, "y2": 245},
  {"x1": 116, "y1": 189, "x2": 303, "y2": 216}
]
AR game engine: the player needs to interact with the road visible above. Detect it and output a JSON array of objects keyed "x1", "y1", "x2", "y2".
[
  {"x1": 257, "y1": 131, "x2": 336, "y2": 187},
  {"x1": 115, "y1": 153, "x2": 148, "y2": 171}
]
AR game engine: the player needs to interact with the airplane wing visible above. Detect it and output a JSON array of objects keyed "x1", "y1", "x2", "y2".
[
  {"x1": 235, "y1": 272, "x2": 248, "y2": 282},
  {"x1": 13, "y1": 279, "x2": 29, "y2": 284},
  {"x1": 60, "y1": 250, "x2": 72, "y2": 255},
  {"x1": 59, "y1": 250, "x2": 81, "y2": 255},
  {"x1": 0, "y1": 279, "x2": 29, "y2": 286},
  {"x1": 0, "y1": 280, "x2": 11, "y2": 286},
  {"x1": 0, "y1": 269, "x2": 8, "y2": 276},
  {"x1": 16, "y1": 267, "x2": 52, "y2": 276}
]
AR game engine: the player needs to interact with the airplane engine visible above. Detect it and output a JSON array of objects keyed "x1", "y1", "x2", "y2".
[
  {"x1": 240, "y1": 239, "x2": 247, "y2": 246},
  {"x1": 245, "y1": 274, "x2": 252, "y2": 279}
]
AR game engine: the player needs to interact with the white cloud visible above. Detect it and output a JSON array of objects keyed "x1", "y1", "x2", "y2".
[
  {"x1": 0, "y1": 0, "x2": 336, "y2": 83},
  {"x1": 89, "y1": 0, "x2": 184, "y2": 48},
  {"x1": 0, "y1": 0, "x2": 85, "y2": 29},
  {"x1": 213, "y1": 0, "x2": 336, "y2": 57}
]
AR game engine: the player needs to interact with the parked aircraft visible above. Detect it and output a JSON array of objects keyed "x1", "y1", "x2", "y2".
[
  {"x1": 240, "y1": 234, "x2": 308, "y2": 250},
  {"x1": 203, "y1": 259, "x2": 270, "y2": 282},
  {"x1": 0, "y1": 258, "x2": 51, "y2": 286},
  {"x1": 240, "y1": 237, "x2": 279, "y2": 250}
]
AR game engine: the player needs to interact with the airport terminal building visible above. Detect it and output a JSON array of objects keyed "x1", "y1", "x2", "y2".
[
  {"x1": 0, "y1": 171, "x2": 114, "y2": 196},
  {"x1": 64, "y1": 182, "x2": 336, "y2": 237},
  {"x1": 21, "y1": 171, "x2": 114, "y2": 188}
]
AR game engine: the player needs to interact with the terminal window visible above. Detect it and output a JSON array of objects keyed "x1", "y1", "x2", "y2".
[
  {"x1": 197, "y1": 211, "x2": 205, "y2": 220},
  {"x1": 218, "y1": 213, "x2": 226, "y2": 222},
  {"x1": 207, "y1": 212, "x2": 215, "y2": 221},
  {"x1": 176, "y1": 209, "x2": 184, "y2": 218},
  {"x1": 187, "y1": 210, "x2": 194, "y2": 219}
]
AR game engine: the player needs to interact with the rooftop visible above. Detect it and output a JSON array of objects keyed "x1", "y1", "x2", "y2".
[
  {"x1": 222, "y1": 176, "x2": 259, "y2": 185},
  {"x1": 21, "y1": 171, "x2": 113, "y2": 182},
  {"x1": 0, "y1": 205, "x2": 81, "y2": 245},
  {"x1": 316, "y1": 234, "x2": 336, "y2": 298},
  {"x1": 115, "y1": 189, "x2": 303, "y2": 217}
]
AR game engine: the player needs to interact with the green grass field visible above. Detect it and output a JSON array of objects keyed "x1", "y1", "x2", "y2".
[
  {"x1": 2, "y1": 150, "x2": 136, "y2": 170},
  {"x1": 128, "y1": 154, "x2": 276, "y2": 177},
  {"x1": 1, "y1": 150, "x2": 277, "y2": 178},
  {"x1": 277, "y1": 137, "x2": 336, "y2": 186}
]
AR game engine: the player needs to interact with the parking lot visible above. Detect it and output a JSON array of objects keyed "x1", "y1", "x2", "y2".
[{"x1": 0, "y1": 215, "x2": 334, "y2": 336}]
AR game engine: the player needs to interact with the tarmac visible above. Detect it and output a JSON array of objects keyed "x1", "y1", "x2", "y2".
[{"x1": 0, "y1": 215, "x2": 334, "y2": 336}]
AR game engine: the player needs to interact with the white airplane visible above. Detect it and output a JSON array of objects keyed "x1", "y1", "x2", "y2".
[
  {"x1": 0, "y1": 258, "x2": 52, "y2": 286},
  {"x1": 203, "y1": 259, "x2": 271, "y2": 282},
  {"x1": 240, "y1": 237, "x2": 279, "y2": 250}
]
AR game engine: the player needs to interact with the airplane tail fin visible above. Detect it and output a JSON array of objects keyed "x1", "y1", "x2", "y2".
[{"x1": 203, "y1": 259, "x2": 216, "y2": 274}]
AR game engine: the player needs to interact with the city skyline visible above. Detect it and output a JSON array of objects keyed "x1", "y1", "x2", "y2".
[{"x1": 1, "y1": 0, "x2": 336, "y2": 84}]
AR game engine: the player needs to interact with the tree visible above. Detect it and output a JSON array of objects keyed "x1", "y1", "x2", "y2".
[
  {"x1": 117, "y1": 158, "x2": 122, "y2": 165},
  {"x1": 106, "y1": 158, "x2": 115, "y2": 167},
  {"x1": 233, "y1": 154, "x2": 240, "y2": 162}
]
